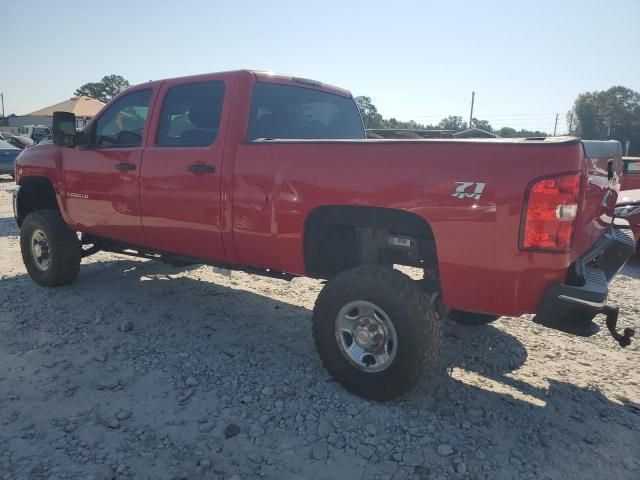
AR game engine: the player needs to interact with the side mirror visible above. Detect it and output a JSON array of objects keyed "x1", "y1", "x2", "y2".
[{"x1": 52, "y1": 111, "x2": 77, "y2": 147}]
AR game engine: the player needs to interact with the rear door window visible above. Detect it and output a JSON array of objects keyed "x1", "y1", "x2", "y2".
[
  {"x1": 156, "y1": 81, "x2": 225, "y2": 147},
  {"x1": 247, "y1": 82, "x2": 365, "y2": 141}
]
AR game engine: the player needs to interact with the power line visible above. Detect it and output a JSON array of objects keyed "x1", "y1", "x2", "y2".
[{"x1": 392, "y1": 112, "x2": 567, "y2": 118}]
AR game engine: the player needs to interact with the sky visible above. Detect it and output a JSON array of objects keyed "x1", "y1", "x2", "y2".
[{"x1": 3, "y1": 0, "x2": 639, "y2": 134}]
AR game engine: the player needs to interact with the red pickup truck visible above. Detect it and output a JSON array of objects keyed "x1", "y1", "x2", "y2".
[{"x1": 13, "y1": 70, "x2": 638, "y2": 400}]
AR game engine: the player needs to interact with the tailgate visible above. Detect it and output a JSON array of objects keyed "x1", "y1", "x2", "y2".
[{"x1": 572, "y1": 140, "x2": 623, "y2": 258}]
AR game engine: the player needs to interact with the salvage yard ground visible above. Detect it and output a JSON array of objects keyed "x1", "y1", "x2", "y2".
[{"x1": 0, "y1": 176, "x2": 639, "y2": 480}]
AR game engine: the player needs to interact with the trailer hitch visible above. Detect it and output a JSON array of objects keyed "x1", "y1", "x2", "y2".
[{"x1": 602, "y1": 306, "x2": 635, "y2": 347}]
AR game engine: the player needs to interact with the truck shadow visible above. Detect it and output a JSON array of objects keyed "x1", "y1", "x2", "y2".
[
  {"x1": 1, "y1": 258, "x2": 638, "y2": 478},
  {"x1": 620, "y1": 253, "x2": 640, "y2": 280}
]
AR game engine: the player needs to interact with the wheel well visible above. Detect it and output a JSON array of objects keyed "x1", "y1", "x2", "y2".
[
  {"x1": 304, "y1": 206, "x2": 438, "y2": 280},
  {"x1": 16, "y1": 176, "x2": 60, "y2": 226}
]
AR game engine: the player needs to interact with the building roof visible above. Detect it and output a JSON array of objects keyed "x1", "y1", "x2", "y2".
[{"x1": 27, "y1": 96, "x2": 105, "y2": 117}]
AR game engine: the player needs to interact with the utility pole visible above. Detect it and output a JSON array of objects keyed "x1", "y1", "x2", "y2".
[
  {"x1": 469, "y1": 91, "x2": 475, "y2": 129},
  {"x1": 568, "y1": 113, "x2": 573, "y2": 134},
  {"x1": 553, "y1": 113, "x2": 559, "y2": 136},
  {"x1": 0, "y1": 93, "x2": 4, "y2": 119}
]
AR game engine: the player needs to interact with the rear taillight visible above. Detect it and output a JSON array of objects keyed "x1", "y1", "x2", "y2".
[{"x1": 520, "y1": 173, "x2": 582, "y2": 251}]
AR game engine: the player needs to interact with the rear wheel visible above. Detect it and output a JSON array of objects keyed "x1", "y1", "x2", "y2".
[
  {"x1": 312, "y1": 265, "x2": 442, "y2": 401},
  {"x1": 20, "y1": 210, "x2": 81, "y2": 287},
  {"x1": 448, "y1": 309, "x2": 500, "y2": 326}
]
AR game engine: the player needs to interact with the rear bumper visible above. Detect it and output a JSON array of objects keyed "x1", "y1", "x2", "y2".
[{"x1": 535, "y1": 225, "x2": 636, "y2": 334}]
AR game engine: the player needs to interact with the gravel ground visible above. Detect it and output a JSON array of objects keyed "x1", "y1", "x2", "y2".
[{"x1": 0, "y1": 176, "x2": 639, "y2": 480}]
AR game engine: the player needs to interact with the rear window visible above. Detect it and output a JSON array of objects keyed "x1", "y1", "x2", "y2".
[{"x1": 247, "y1": 83, "x2": 365, "y2": 141}]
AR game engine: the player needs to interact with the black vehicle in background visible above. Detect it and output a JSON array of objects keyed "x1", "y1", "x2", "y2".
[
  {"x1": 16, "y1": 124, "x2": 51, "y2": 142},
  {"x1": 36, "y1": 134, "x2": 53, "y2": 145}
]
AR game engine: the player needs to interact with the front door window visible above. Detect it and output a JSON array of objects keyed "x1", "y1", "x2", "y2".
[{"x1": 93, "y1": 90, "x2": 152, "y2": 147}]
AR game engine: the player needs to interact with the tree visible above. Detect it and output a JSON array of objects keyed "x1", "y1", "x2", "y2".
[
  {"x1": 352, "y1": 96, "x2": 552, "y2": 140},
  {"x1": 74, "y1": 74, "x2": 131, "y2": 103},
  {"x1": 355, "y1": 96, "x2": 383, "y2": 128},
  {"x1": 471, "y1": 118, "x2": 493, "y2": 132},
  {"x1": 355, "y1": 96, "x2": 437, "y2": 130},
  {"x1": 438, "y1": 116, "x2": 467, "y2": 131},
  {"x1": 496, "y1": 127, "x2": 517, "y2": 137},
  {"x1": 380, "y1": 117, "x2": 431, "y2": 129},
  {"x1": 497, "y1": 126, "x2": 548, "y2": 138},
  {"x1": 570, "y1": 86, "x2": 640, "y2": 155}
]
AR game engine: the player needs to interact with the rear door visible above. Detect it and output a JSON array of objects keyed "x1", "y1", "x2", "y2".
[
  {"x1": 139, "y1": 75, "x2": 231, "y2": 261},
  {"x1": 63, "y1": 88, "x2": 154, "y2": 245}
]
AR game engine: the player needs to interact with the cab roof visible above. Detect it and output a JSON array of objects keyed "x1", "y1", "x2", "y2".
[
  {"x1": 131, "y1": 69, "x2": 353, "y2": 98},
  {"x1": 249, "y1": 70, "x2": 352, "y2": 98}
]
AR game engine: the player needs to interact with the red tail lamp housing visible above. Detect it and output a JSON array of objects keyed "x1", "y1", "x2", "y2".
[{"x1": 520, "y1": 173, "x2": 582, "y2": 252}]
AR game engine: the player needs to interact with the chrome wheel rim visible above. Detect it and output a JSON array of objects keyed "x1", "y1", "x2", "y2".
[
  {"x1": 31, "y1": 229, "x2": 52, "y2": 271},
  {"x1": 335, "y1": 300, "x2": 398, "y2": 373}
]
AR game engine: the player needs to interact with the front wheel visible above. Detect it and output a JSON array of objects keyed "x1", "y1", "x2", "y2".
[
  {"x1": 20, "y1": 210, "x2": 81, "y2": 287},
  {"x1": 312, "y1": 266, "x2": 443, "y2": 401}
]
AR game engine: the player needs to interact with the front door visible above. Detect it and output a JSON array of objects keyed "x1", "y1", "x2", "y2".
[
  {"x1": 139, "y1": 77, "x2": 229, "y2": 261},
  {"x1": 63, "y1": 88, "x2": 154, "y2": 245}
]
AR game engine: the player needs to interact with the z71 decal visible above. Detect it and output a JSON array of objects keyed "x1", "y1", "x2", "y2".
[{"x1": 452, "y1": 182, "x2": 486, "y2": 200}]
